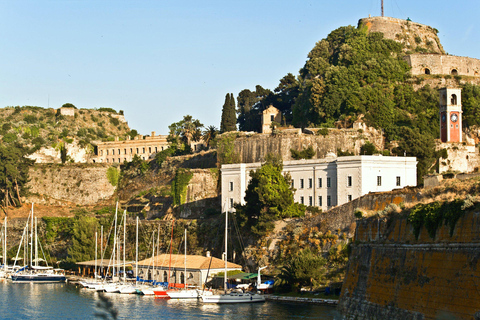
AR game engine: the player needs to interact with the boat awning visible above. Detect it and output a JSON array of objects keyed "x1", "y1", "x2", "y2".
[{"x1": 226, "y1": 272, "x2": 258, "y2": 280}]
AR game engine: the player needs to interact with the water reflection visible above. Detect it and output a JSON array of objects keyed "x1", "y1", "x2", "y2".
[{"x1": 0, "y1": 282, "x2": 342, "y2": 319}]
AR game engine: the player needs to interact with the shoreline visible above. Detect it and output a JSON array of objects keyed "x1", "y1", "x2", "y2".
[{"x1": 265, "y1": 294, "x2": 338, "y2": 306}]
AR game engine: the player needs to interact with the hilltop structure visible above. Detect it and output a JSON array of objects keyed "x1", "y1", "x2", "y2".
[
  {"x1": 359, "y1": 16, "x2": 480, "y2": 80},
  {"x1": 221, "y1": 155, "x2": 417, "y2": 212}
]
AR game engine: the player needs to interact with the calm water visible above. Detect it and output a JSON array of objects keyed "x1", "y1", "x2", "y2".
[{"x1": 0, "y1": 281, "x2": 342, "y2": 319}]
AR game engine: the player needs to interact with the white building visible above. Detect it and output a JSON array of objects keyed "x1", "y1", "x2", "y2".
[{"x1": 221, "y1": 155, "x2": 417, "y2": 212}]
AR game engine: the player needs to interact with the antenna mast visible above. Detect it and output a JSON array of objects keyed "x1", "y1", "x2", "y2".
[{"x1": 381, "y1": 0, "x2": 384, "y2": 17}]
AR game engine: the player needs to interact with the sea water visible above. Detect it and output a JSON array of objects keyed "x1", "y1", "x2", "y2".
[{"x1": 0, "y1": 281, "x2": 342, "y2": 319}]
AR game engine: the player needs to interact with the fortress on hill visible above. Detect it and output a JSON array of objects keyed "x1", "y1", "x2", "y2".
[{"x1": 359, "y1": 16, "x2": 480, "y2": 79}]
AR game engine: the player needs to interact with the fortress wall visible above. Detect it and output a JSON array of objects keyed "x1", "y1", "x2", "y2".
[
  {"x1": 233, "y1": 127, "x2": 384, "y2": 164},
  {"x1": 338, "y1": 211, "x2": 480, "y2": 320},
  {"x1": 406, "y1": 54, "x2": 480, "y2": 77},
  {"x1": 359, "y1": 16, "x2": 444, "y2": 54}
]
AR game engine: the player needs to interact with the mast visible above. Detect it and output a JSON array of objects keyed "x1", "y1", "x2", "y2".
[
  {"x1": 100, "y1": 225, "x2": 103, "y2": 279},
  {"x1": 4, "y1": 216, "x2": 6, "y2": 272},
  {"x1": 35, "y1": 216, "x2": 38, "y2": 267},
  {"x1": 123, "y1": 210, "x2": 126, "y2": 283},
  {"x1": 224, "y1": 205, "x2": 228, "y2": 294},
  {"x1": 168, "y1": 220, "x2": 175, "y2": 287},
  {"x1": 135, "y1": 216, "x2": 138, "y2": 286},
  {"x1": 381, "y1": 0, "x2": 384, "y2": 17},
  {"x1": 184, "y1": 229, "x2": 187, "y2": 289},
  {"x1": 95, "y1": 231, "x2": 98, "y2": 280},
  {"x1": 112, "y1": 203, "x2": 118, "y2": 280},
  {"x1": 30, "y1": 204, "x2": 33, "y2": 267}
]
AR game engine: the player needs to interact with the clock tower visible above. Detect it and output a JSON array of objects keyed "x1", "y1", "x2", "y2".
[{"x1": 439, "y1": 87, "x2": 462, "y2": 143}]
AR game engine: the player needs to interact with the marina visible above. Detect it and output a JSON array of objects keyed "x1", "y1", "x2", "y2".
[{"x1": 0, "y1": 281, "x2": 342, "y2": 319}]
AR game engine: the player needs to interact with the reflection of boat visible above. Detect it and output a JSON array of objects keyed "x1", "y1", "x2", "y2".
[{"x1": 201, "y1": 207, "x2": 265, "y2": 304}]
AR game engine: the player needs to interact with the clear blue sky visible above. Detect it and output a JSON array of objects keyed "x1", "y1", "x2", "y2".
[{"x1": 1, "y1": 0, "x2": 479, "y2": 135}]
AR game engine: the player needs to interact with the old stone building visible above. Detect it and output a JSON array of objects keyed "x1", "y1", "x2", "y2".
[
  {"x1": 221, "y1": 155, "x2": 417, "y2": 212},
  {"x1": 92, "y1": 132, "x2": 169, "y2": 164},
  {"x1": 262, "y1": 105, "x2": 282, "y2": 134}
]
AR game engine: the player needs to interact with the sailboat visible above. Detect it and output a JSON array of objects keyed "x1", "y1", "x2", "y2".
[
  {"x1": 167, "y1": 229, "x2": 200, "y2": 299},
  {"x1": 11, "y1": 204, "x2": 66, "y2": 283},
  {"x1": 201, "y1": 207, "x2": 265, "y2": 303}
]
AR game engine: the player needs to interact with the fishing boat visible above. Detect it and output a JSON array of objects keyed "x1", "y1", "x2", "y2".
[{"x1": 201, "y1": 207, "x2": 265, "y2": 304}]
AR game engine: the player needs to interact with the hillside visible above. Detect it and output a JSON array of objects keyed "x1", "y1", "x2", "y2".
[{"x1": 0, "y1": 105, "x2": 133, "y2": 163}]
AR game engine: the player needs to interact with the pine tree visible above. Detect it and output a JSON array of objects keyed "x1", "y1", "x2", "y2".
[{"x1": 220, "y1": 93, "x2": 237, "y2": 132}]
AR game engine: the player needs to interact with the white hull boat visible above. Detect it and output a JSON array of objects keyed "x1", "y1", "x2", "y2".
[
  {"x1": 201, "y1": 292, "x2": 265, "y2": 304},
  {"x1": 167, "y1": 289, "x2": 200, "y2": 299}
]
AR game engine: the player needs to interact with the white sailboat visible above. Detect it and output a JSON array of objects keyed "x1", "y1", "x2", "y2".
[
  {"x1": 11, "y1": 204, "x2": 66, "y2": 283},
  {"x1": 201, "y1": 207, "x2": 265, "y2": 304},
  {"x1": 167, "y1": 229, "x2": 200, "y2": 299}
]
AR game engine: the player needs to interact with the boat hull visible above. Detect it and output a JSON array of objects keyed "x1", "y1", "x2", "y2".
[
  {"x1": 11, "y1": 274, "x2": 66, "y2": 283},
  {"x1": 201, "y1": 292, "x2": 265, "y2": 304}
]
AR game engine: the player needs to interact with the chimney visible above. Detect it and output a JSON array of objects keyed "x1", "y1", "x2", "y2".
[
  {"x1": 151, "y1": 131, "x2": 156, "y2": 137},
  {"x1": 206, "y1": 251, "x2": 211, "y2": 258}
]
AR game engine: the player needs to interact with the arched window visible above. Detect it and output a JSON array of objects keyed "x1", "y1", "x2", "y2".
[
  {"x1": 180, "y1": 272, "x2": 185, "y2": 284},
  {"x1": 451, "y1": 94, "x2": 457, "y2": 105},
  {"x1": 164, "y1": 271, "x2": 168, "y2": 282},
  {"x1": 451, "y1": 69, "x2": 458, "y2": 75},
  {"x1": 424, "y1": 68, "x2": 431, "y2": 75}
]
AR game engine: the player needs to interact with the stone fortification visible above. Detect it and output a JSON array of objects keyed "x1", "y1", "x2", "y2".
[
  {"x1": 338, "y1": 210, "x2": 480, "y2": 319},
  {"x1": 232, "y1": 126, "x2": 384, "y2": 164},
  {"x1": 405, "y1": 54, "x2": 480, "y2": 77},
  {"x1": 26, "y1": 164, "x2": 116, "y2": 206},
  {"x1": 358, "y1": 16, "x2": 444, "y2": 54}
]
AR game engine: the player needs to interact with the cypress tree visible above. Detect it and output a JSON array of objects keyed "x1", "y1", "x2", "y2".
[{"x1": 220, "y1": 93, "x2": 237, "y2": 132}]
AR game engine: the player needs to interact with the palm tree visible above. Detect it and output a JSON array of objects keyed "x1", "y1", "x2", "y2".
[{"x1": 202, "y1": 125, "x2": 218, "y2": 149}]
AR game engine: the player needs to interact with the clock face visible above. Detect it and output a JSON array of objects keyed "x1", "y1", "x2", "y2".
[{"x1": 451, "y1": 113, "x2": 458, "y2": 123}]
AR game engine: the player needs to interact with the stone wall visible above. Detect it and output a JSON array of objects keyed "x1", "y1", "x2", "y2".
[
  {"x1": 338, "y1": 211, "x2": 480, "y2": 319},
  {"x1": 405, "y1": 54, "x2": 480, "y2": 77},
  {"x1": 26, "y1": 164, "x2": 115, "y2": 205},
  {"x1": 358, "y1": 16, "x2": 444, "y2": 54},
  {"x1": 233, "y1": 127, "x2": 384, "y2": 164}
]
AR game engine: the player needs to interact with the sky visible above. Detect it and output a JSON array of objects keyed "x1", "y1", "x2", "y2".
[{"x1": 1, "y1": 0, "x2": 479, "y2": 135}]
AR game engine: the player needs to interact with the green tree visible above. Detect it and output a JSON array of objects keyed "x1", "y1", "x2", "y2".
[
  {"x1": 235, "y1": 154, "x2": 305, "y2": 236},
  {"x1": 0, "y1": 144, "x2": 34, "y2": 209},
  {"x1": 66, "y1": 215, "x2": 98, "y2": 264},
  {"x1": 167, "y1": 115, "x2": 204, "y2": 154},
  {"x1": 236, "y1": 86, "x2": 272, "y2": 132},
  {"x1": 220, "y1": 93, "x2": 236, "y2": 132},
  {"x1": 202, "y1": 125, "x2": 218, "y2": 149},
  {"x1": 275, "y1": 248, "x2": 326, "y2": 292}
]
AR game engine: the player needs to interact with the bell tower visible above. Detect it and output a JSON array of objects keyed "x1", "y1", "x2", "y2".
[{"x1": 439, "y1": 87, "x2": 462, "y2": 143}]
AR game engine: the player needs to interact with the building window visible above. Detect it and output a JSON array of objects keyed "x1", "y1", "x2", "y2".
[
  {"x1": 300, "y1": 179, "x2": 304, "y2": 189},
  {"x1": 149, "y1": 147, "x2": 152, "y2": 153},
  {"x1": 155, "y1": 147, "x2": 158, "y2": 152},
  {"x1": 318, "y1": 178, "x2": 322, "y2": 188},
  {"x1": 118, "y1": 149, "x2": 120, "y2": 155},
  {"x1": 308, "y1": 178, "x2": 313, "y2": 189},
  {"x1": 377, "y1": 176, "x2": 382, "y2": 186},
  {"x1": 396, "y1": 176, "x2": 401, "y2": 186},
  {"x1": 318, "y1": 196, "x2": 322, "y2": 207},
  {"x1": 130, "y1": 148, "x2": 133, "y2": 154},
  {"x1": 347, "y1": 176, "x2": 352, "y2": 187},
  {"x1": 230, "y1": 198, "x2": 234, "y2": 209},
  {"x1": 112, "y1": 149, "x2": 115, "y2": 155},
  {"x1": 229, "y1": 181, "x2": 234, "y2": 192},
  {"x1": 143, "y1": 147, "x2": 145, "y2": 153},
  {"x1": 308, "y1": 196, "x2": 313, "y2": 206},
  {"x1": 124, "y1": 149, "x2": 126, "y2": 154},
  {"x1": 327, "y1": 196, "x2": 331, "y2": 206},
  {"x1": 106, "y1": 159, "x2": 109, "y2": 163},
  {"x1": 112, "y1": 158, "x2": 115, "y2": 163},
  {"x1": 327, "y1": 177, "x2": 331, "y2": 188},
  {"x1": 270, "y1": 115, "x2": 274, "y2": 121},
  {"x1": 100, "y1": 150, "x2": 103, "y2": 156},
  {"x1": 118, "y1": 158, "x2": 120, "y2": 163},
  {"x1": 136, "y1": 148, "x2": 139, "y2": 154},
  {"x1": 161, "y1": 147, "x2": 164, "y2": 151},
  {"x1": 348, "y1": 195, "x2": 352, "y2": 202},
  {"x1": 300, "y1": 196, "x2": 304, "y2": 205}
]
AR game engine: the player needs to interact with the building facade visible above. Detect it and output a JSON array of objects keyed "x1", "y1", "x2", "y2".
[
  {"x1": 93, "y1": 132, "x2": 169, "y2": 163},
  {"x1": 262, "y1": 105, "x2": 282, "y2": 134},
  {"x1": 221, "y1": 155, "x2": 417, "y2": 212}
]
